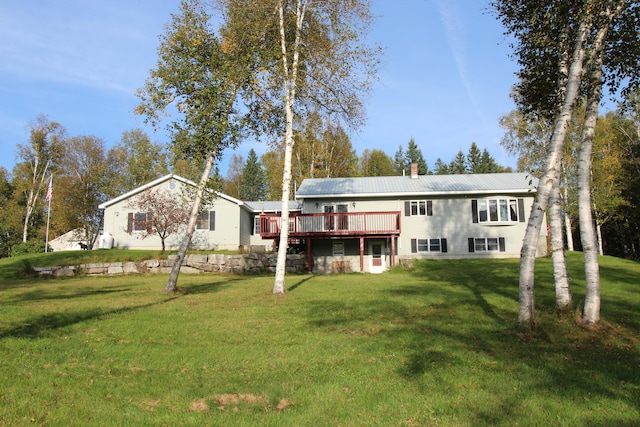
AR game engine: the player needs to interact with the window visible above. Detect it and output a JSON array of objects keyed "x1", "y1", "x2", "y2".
[
  {"x1": 253, "y1": 216, "x2": 261, "y2": 235},
  {"x1": 333, "y1": 242, "x2": 345, "y2": 256},
  {"x1": 196, "y1": 211, "x2": 215, "y2": 231},
  {"x1": 405, "y1": 200, "x2": 433, "y2": 216},
  {"x1": 472, "y1": 199, "x2": 524, "y2": 223},
  {"x1": 324, "y1": 204, "x2": 349, "y2": 230},
  {"x1": 127, "y1": 212, "x2": 150, "y2": 232},
  {"x1": 411, "y1": 238, "x2": 447, "y2": 253},
  {"x1": 134, "y1": 213, "x2": 148, "y2": 231},
  {"x1": 468, "y1": 237, "x2": 506, "y2": 252}
]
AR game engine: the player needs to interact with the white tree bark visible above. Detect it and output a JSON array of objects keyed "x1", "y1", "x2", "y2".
[
  {"x1": 518, "y1": 16, "x2": 592, "y2": 328},
  {"x1": 165, "y1": 151, "x2": 216, "y2": 293},
  {"x1": 549, "y1": 165, "x2": 572, "y2": 308},
  {"x1": 273, "y1": 0, "x2": 307, "y2": 294}
]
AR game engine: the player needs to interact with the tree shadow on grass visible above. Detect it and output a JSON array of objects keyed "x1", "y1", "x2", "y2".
[
  {"x1": 182, "y1": 276, "x2": 245, "y2": 295},
  {"x1": 288, "y1": 275, "x2": 315, "y2": 292},
  {"x1": 0, "y1": 297, "x2": 178, "y2": 339},
  {"x1": 3, "y1": 285, "x2": 134, "y2": 305},
  {"x1": 303, "y1": 259, "x2": 640, "y2": 425}
]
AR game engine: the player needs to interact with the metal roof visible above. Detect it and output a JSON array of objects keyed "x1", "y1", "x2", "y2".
[
  {"x1": 244, "y1": 200, "x2": 302, "y2": 213},
  {"x1": 295, "y1": 173, "x2": 537, "y2": 199}
]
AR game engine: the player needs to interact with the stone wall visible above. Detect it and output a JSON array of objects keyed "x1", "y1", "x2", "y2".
[{"x1": 34, "y1": 253, "x2": 307, "y2": 277}]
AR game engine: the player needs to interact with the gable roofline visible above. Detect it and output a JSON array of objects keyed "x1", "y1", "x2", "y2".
[{"x1": 98, "y1": 174, "x2": 244, "y2": 209}]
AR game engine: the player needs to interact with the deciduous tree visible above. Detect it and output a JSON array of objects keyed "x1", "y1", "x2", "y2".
[{"x1": 220, "y1": 0, "x2": 381, "y2": 294}]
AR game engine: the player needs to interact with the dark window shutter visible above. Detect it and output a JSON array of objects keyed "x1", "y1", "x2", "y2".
[
  {"x1": 209, "y1": 211, "x2": 215, "y2": 231},
  {"x1": 411, "y1": 239, "x2": 417, "y2": 253},
  {"x1": 404, "y1": 201, "x2": 411, "y2": 216},
  {"x1": 127, "y1": 213, "x2": 133, "y2": 233},
  {"x1": 468, "y1": 238, "x2": 475, "y2": 253},
  {"x1": 146, "y1": 213, "x2": 153, "y2": 232},
  {"x1": 441, "y1": 238, "x2": 447, "y2": 253},
  {"x1": 251, "y1": 216, "x2": 255, "y2": 235},
  {"x1": 427, "y1": 200, "x2": 433, "y2": 216},
  {"x1": 471, "y1": 200, "x2": 478, "y2": 223},
  {"x1": 518, "y1": 198, "x2": 525, "y2": 222},
  {"x1": 499, "y1": 237, "x2": 506, "y2": 252}
]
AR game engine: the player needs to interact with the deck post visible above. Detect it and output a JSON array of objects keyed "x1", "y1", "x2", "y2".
[
  {"x1": 306, "y1": 239, "x2": 312, "y2": 273},
  {"x1": 391, "y1": 236, "x2": 396, "y2": 267},
  {"x1": 359, "y1": 237, "x2": 365, "y2": 272}
]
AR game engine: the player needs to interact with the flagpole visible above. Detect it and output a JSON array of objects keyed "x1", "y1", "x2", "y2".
[{"x1": 44, "y1": 175, "x2": 52, "y2": 253}]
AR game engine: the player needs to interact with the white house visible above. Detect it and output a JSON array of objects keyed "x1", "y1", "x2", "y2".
[
  {"x1": 259, "y1": 170, "x2": 546, "y2": 273},
  {"x1": 98, "y1": 174, "x2": 286, "y2": 252},
  {"x1": 99, "y1": 171, "x2": 546, "y2": 274}
]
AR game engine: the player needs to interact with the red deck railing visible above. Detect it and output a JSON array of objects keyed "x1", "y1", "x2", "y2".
[{"x1": 259, "y1": 211, "x2": 401, "y2": 239}]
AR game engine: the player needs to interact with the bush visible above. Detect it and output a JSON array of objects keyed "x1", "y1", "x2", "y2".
[{"x1": 11, "y1": 240, "x2": 50, "y2": 257}]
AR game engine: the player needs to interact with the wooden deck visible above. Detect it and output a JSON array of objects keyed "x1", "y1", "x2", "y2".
[{"x1": 259, "y1": 211, "x2": 401, "y2": 239}]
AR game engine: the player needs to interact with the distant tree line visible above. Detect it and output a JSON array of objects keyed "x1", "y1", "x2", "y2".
[{"x1": 220, "y1": 113, "x2": 511, "y2": 201}]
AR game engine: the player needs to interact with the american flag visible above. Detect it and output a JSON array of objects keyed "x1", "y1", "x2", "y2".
[{"x1": 45, "y1": 176, "x2": 53, "y2": 202}]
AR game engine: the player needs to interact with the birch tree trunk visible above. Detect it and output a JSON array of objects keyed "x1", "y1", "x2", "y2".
[
  {"x1": 578, "y1": 62, "x2": 604, "y2": 326},
  {"x1": 518, "y1": 17, "x2": 591, "y2": 328},
  {"x1": 549, "y1": 165, "x2": 572, "y2": 308},
  {"x1": 165, "y1": 151, "x2": 216, "y2": 293},
  {"x1": 273, "y1": 0, "x2": 307, "y2": 294},
  {"x1": 563, "y1": 183, "x2": 575, "y2": 251}
]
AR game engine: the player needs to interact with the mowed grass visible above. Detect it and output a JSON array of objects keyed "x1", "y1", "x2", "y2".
[{"x1": 0, "y1": 252, "x2": 638, "y2": 426}]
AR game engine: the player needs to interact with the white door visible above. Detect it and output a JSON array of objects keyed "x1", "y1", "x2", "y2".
[{"x1": 368, "y1": 241, "x2": 386, "y2": 274}]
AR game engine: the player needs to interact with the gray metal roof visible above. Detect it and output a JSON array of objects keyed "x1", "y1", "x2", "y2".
[
  {"x1": 295, "y1": 173, "x2": 537, "y2": 199},
  {"x1": 244, "y1": 200, "x2": 302, "y2": 213}
]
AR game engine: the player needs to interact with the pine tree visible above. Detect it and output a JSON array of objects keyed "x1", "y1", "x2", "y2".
[{"x1": 240, "y1": 149, "x2": 267, "y2": 201}]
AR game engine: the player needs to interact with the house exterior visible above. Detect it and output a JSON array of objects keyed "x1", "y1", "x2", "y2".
[
  {"x1": 259, "y1": 171, "x2": 546, "y2": 274},
  {"x1": 98, "y1": 174, "x2": 287, "y2": 252}
]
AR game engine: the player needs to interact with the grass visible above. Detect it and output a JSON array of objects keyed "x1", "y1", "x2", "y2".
[{"x1": 0, "y1": 252, "x2": 638, "y2": 426}]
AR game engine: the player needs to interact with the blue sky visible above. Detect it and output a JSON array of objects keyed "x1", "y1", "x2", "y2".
[{"x1": 0, "y1": 0, "x2": 521, "y2": 176}]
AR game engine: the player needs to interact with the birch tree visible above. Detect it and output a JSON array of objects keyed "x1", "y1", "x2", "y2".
[
  {"x1": 16, "y1": 115, "x2": 66, "y2": 243},
  {"x1": 493, "y1": 0, "x2": 637, "y2": 327},
  {"x1": 136, "y1": 0, "x2": 254, "y2": 292},
  {"x1": 219, "y1": 0, "x2": 380, "y2": 294}
]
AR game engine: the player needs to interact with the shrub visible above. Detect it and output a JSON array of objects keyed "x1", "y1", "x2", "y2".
[{"x1": 11, "y1": 240, "x2": 50, "y2": 257}]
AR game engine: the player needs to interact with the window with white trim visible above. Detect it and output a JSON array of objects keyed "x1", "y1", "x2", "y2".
[
  {"x1": 472, "y1": 199, "x2": 524, "y2": 223},
  {"x1": 468, "y1": 237, "x2": 505, "y2": 252},
  {"x1": 253, "y1": 216, "x2": 261, "y2": 235},
  {"x1": 404, "y1": 200, "x2": 433, "y2": 217},
  {"x1": 411, "y1": 238, "x2": 447, "y2": 253},
  {"x1": 196, "y1": 211, "x2": 216, "y2": 231}
]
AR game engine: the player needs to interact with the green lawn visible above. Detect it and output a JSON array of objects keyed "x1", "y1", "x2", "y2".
[{"x1": 0, "y1": 252, "x2": 638, "y2": 426}]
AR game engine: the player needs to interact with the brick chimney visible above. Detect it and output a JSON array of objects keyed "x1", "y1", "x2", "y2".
[{"x1": 410, "y1": 163, "x2": 418, "y2": 179}]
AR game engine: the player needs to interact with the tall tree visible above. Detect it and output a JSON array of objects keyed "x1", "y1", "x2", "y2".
[
  {"x1": 220, "y1": 0, "x2": 380, "y2": 294},
  {"x1": 16, "y1": 115, "x2": 66, "y2": 243},
  {"x1": 405, "y1": 138, "x2": 428, "y2": 175},
  {"x1": 222, "y1": 153, "x2": 244, "y2": 198},
  {"x1": 240, "y1": 148, "x2": 267, "y2": 200},
  {"x1": 359, "y1": 149, "x2": 395, "y2": 176},
  {"x1": 467, "y1": 142, "x2": 483, "y2": 173},
  {"x1": 54, "y1": 135, "x2": 108, "y2": 248},
  {"x1": 393, "y1": 145, "x2": 406, "y2": 175},
  {"x1": 106, "y1": 129, "x2": 169, "y2": 198},
  {"x1": 492, "y1": 0, "x2": 633, "y2": 328},
  {"x1": 136, "y1": 0, "x2": 254, "y2": 292},
  {"x1": 449, "y1": 150, "x2": 468, "y2": 174},
  {"x1": 433, "y1": 158, "x2": 450, "y2": 175}
]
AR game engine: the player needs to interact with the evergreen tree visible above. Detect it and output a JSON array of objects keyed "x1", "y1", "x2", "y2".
[
  {"x1": 393, "y1": 145, "x2": 405, "y2": 175},
  {"x1": 240, "y1": 148, "x2": 267, "y2": 200},
  {"x1": 406, "y1": 138, "x2": 428, "y2": 174},
  {"x1": 433, "y1": 158, "x2": 450, "y2": 175},
  {"x1": 466, "y1": 142, "x2": 483, "y2": 173},
  {"x1": 449, "y1": 150, "x2": 468, "y2": 174}
]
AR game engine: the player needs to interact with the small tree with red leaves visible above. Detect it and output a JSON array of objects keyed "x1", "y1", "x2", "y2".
[{"x1": 125, "y1": 188, "x2": 191, "y2": 252}]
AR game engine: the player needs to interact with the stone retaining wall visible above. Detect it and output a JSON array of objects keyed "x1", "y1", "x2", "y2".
[{"x1": 34, "y1": 253, "x2": 307, "y2": 278}]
